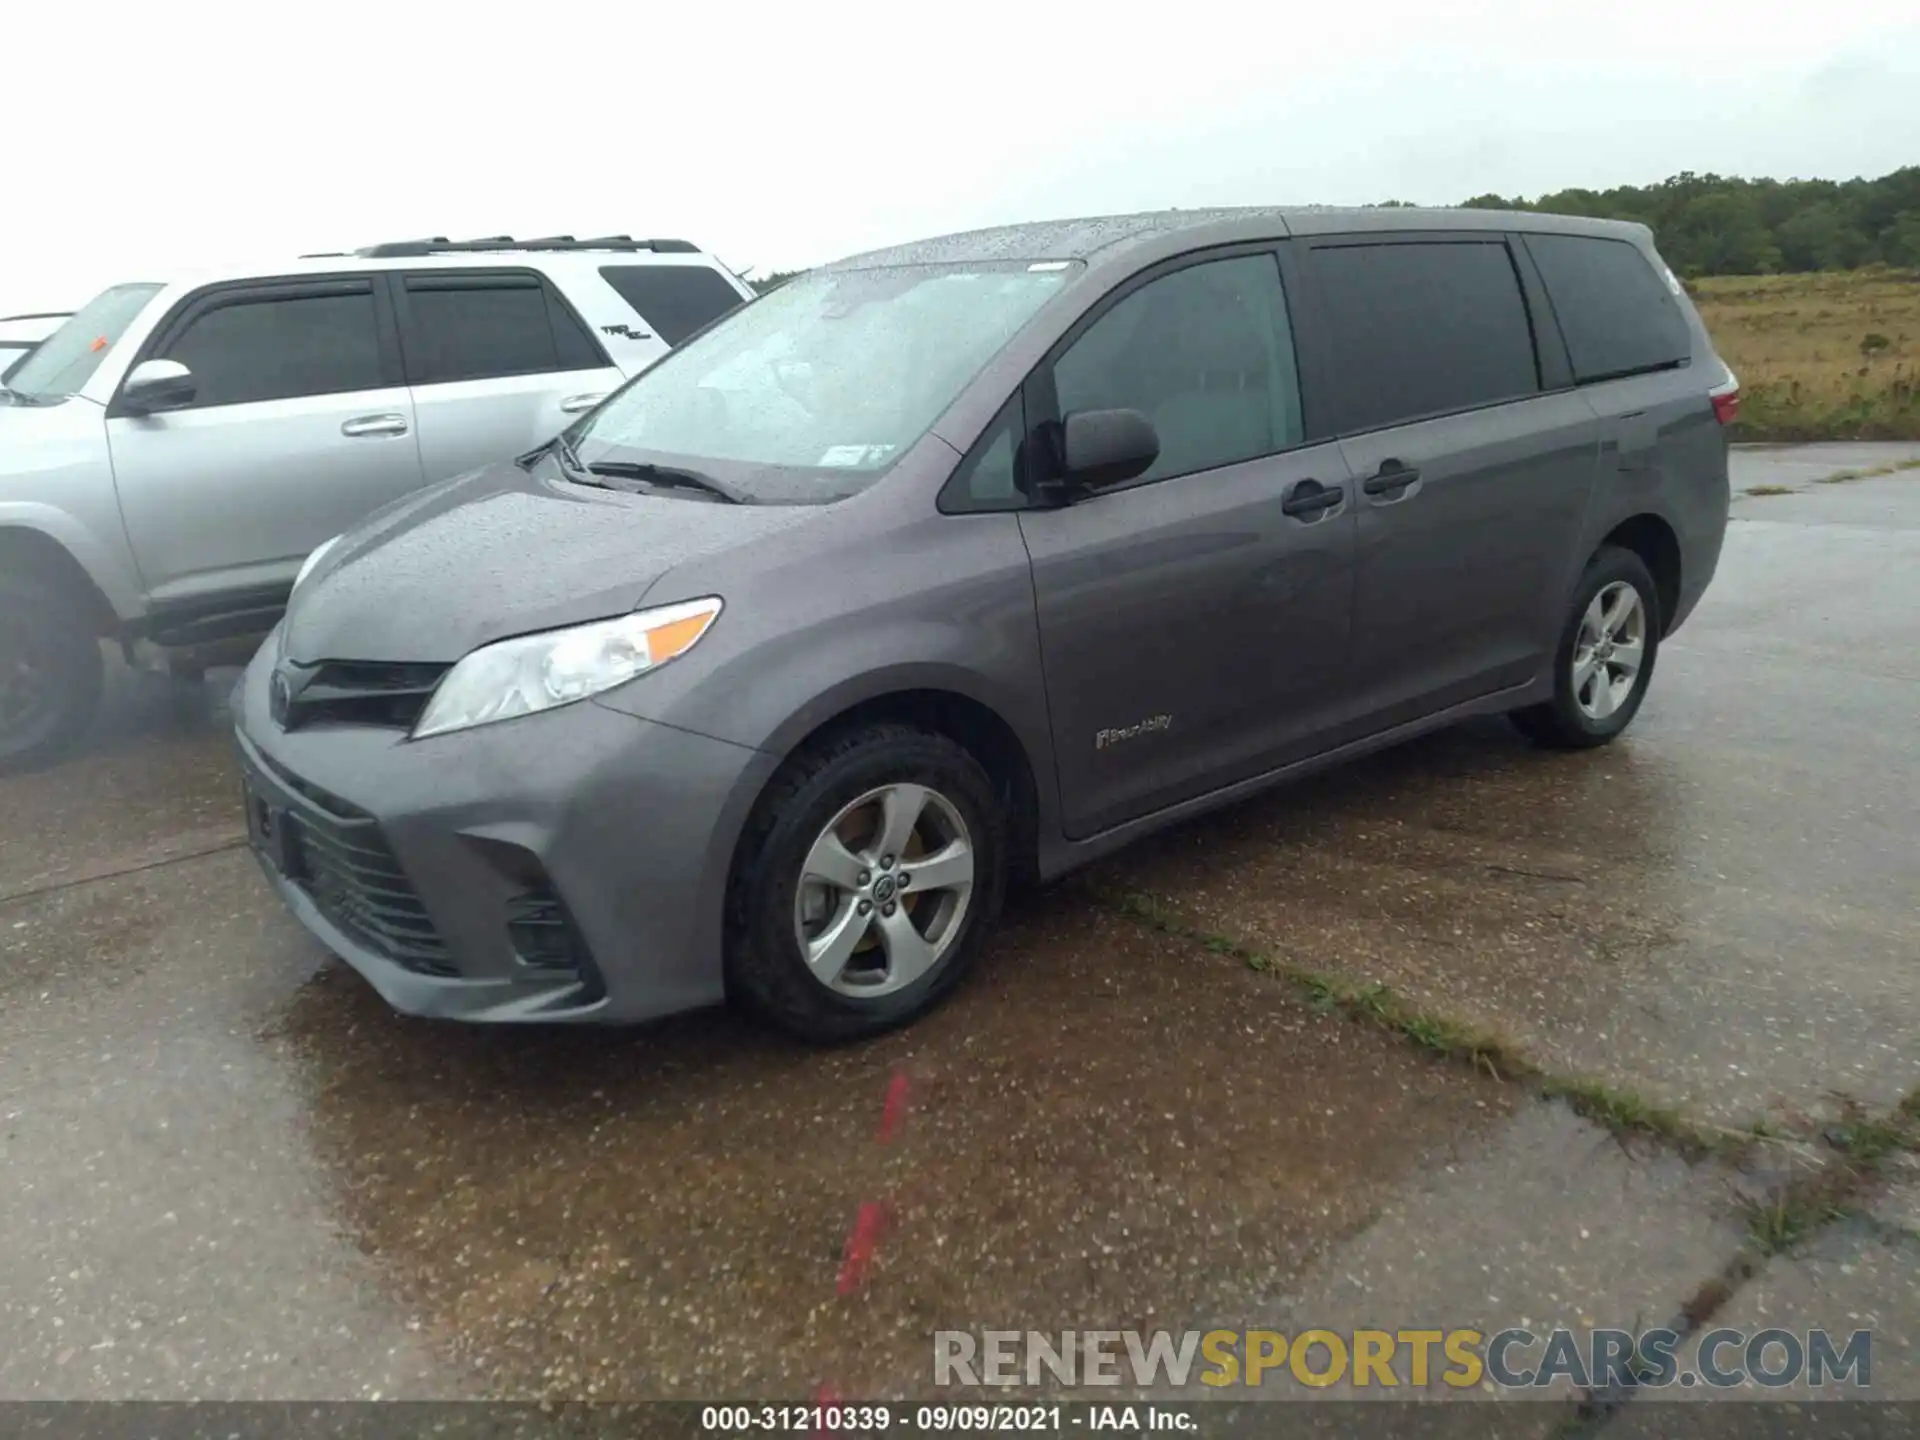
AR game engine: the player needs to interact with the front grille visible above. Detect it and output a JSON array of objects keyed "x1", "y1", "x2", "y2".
[
  {"x1": 294, "y1": 812, "x2": 455, "y2": 977},
  {"x1": 277, "y1": 660, "x2": 449, "y2": 731},
  {"x1": 251, "y1": 756, "x2": 454, "y2": 977}
]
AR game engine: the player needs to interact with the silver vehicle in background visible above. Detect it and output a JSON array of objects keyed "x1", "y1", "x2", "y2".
[{"x1": 0, "y1": 236, "x2": 753, "y2": 768}]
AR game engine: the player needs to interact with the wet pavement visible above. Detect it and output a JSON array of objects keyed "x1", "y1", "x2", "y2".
[{"x1": 2, "y1": 446, "x2": 1917, "y2": 1414}]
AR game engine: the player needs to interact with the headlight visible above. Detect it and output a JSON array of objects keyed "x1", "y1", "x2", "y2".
[
  {"x1": 293, "y1": 534, "x2": 342, "y2": 593},
  {"x1": 411, "y1": 597, "x2": 723, "y2": 740}
]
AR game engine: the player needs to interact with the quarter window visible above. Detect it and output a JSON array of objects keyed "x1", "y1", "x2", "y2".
[
  {"x1": 162, "y1": 289, "x2": 385, "y2": 407},
  {"x1": 599, "y1": 265, "x2": 746, "y2": 345},
  {"x1": 1048, "y1": 253, "x2": 1304, "y2": 486},
  {"x1": 1525, "y1": 233, "x2": 1691, "y2": 383},
  {"x1": 1311, "y1": 240, "x2": 1540, "y2": 432},
  {"x1": 942, "y1": 395, "x2": 1025, "y2": 512}
]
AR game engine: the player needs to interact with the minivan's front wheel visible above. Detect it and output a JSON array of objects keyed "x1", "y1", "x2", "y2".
[
  {"x1": 727, "y1": 724, "x2": 1006, "y2": 1042},
  {"x1": 0, "y1": 571, "x2": 104, "y2": 773},
  {"x1": 1511, "y1": 546, "x2": 1660, "y2": 750}
]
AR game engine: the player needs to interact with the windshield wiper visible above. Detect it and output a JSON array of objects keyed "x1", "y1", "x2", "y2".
[
  {"x1": 523, "y1": 431, "x2": 595, "y2": 480},
  {"x1": 584, "y1": 460, "x2": 750, "y2": 505},
  {"x1": 551, "y1": 431, "x2": 590, "y2": 477}
]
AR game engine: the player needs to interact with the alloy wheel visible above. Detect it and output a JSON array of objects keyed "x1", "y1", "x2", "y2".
[
  {"x1": 792, "y1": 782, "x2": 976, "y2": 997},
  {"x1": 1572, "y1": 580, "x2": 1647, "y2": 722}
]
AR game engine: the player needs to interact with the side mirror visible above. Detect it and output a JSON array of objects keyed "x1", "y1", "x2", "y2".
[
  {"x1": 1059, "y1": 407, "x2": 1160, "y2": 490},
  {"x1": 120, "y1": 359, "x2": 196, "y2": 415}
]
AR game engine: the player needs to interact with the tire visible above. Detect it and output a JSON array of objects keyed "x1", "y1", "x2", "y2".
[
  {"x1": 1511, "y1": 545, "x2": 1661, "y2": 750},
  {"x1": 0, "y1": 569, "x2": 105, "y2": 773},
  {"x1": 725, "y1": 723, "x2": 1007, "y2": 1043}
]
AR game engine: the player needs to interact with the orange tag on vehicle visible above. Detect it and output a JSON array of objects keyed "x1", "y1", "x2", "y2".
[{"x1": 90, "y1": 335, "x2": 108, "y2": 352}]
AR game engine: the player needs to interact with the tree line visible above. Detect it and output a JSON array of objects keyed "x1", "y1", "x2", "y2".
[
  {"x1": 1451, "y1": 166, "x2": 1920, "y2": 277},
  {"x1": 746, "y1": 167, "x2": 1920, "y2": 289}
]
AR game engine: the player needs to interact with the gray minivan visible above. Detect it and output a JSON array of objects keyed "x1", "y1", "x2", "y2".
[{"x1": 233, "y1": 206, "x2": 1735, "y2": 1039}]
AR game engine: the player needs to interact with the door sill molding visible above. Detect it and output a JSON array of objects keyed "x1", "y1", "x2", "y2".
[{"x1": 1040, "y1": 678, "x2": 1541, "y2": 878}]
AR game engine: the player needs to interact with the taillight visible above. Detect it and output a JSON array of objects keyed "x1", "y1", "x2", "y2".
[{"x1": 1710, "y1": 370, "x2": 1741, "y2": 426}]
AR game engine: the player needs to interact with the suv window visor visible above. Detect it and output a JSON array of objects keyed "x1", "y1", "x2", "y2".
[
  {"x1": 5, "y1": 283, "x2": 163, "y2": 401},
  {"x1": 572, "y1": 260, "x2": 1079, "y2": 501}
]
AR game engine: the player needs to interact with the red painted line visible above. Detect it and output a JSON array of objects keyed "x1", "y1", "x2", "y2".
[
  {"x1": 818, "y1": 1070, "x2": 919, "y2": 1406},
  {"x1": 876, "y1": 1068, "x2": 912, "y2": 1144},
  {"x1": 836, "y1": 1200, "x2": 891, "y2": 1296}
]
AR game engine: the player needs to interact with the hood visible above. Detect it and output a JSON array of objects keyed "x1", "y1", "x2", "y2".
[
  {"x1": 0, "y1": 392, "x2": 92, "y2": 437},
  {"x1": 282, "y1": 457, "x2": 824, "y2": 664},
  {"x1": 0, "y1": 396, "x2": 107, "y2": 490}
]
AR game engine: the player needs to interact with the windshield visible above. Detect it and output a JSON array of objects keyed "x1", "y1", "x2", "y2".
[
  {"x1": 570, "y1": 261, "x2": 1077, "y2": 499},
  {"x1": 4, "y1": 283, "x2": 163, "y2": 401}
]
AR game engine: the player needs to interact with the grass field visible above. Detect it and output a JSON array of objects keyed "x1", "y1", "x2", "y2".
[{"x1": 1693, "y1": 269, "x2": 1920, "y2": 441}]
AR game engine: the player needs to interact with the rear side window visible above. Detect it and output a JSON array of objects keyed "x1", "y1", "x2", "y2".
[
  {"x1": 599, "y1": 265, "x2": 745, "y2": 345},
  {"x1": 1525, "y1": 234, "x2": 1690, "y2": 383},
  {"x1": 1311, "y1": 241, "x2": 1539, "y2": 432},
  {"x1": 163, "y1": 288, "x2": 384, "y2": 406},
  {"x1": 550, "y1": 298, "x2": 607, "y2": 371},
  {"x1": 401, "y1": 276, "x2": 605, "y2": 384}
]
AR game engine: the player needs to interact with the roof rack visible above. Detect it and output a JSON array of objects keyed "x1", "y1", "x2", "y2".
[
  {"x1": 1, "y1": 311, "x2": 73, "y2": 322},
  {"x1": 329, "y1": 234, "x2": 701, "y2": 259}
]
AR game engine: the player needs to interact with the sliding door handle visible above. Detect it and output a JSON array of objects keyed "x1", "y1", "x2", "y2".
[{"x1": 1361, "y1": 460, "x2": 1421, "y2": 497}]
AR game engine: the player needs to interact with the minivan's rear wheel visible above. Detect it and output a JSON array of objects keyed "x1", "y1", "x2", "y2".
[
  {"x1": 1511, "y1": 546, "x2": 1660, "y2": 750},
  {"x1": 727, "y1": 724, "x2": 1006, "y2": 1042},
  {"x1": 0, "y1": 571, "x2": 104, "y2": 773}
]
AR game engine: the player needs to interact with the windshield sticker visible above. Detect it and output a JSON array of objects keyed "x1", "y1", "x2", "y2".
[{"x1": 818, "y1": 444, "x2": 897, "y2": 468}]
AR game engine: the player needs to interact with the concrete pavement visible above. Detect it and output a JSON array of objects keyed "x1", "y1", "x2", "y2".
[{"x1": 2, "y1": 444, "x2": 1917, "y2": 1417}]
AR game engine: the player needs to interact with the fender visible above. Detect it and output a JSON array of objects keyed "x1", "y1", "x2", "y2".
[
  {"x1": 598, "y1": 614, "x2": 1065, "y2": 854},
  {"x1": 0, "y1": 502, "x2": 147, "y2": 623}
]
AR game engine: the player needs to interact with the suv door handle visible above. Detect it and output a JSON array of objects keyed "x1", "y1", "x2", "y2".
[
  {"x1": 1361, "y1": 460, "x2": 1421, "y2": 497},
  {"x1": 341, "y1": 413, "x2": 409, "y2": 438},
  {"x1": 559, "y1": 392, "x2": 608, "y2": 414},
  {"x1": 1280, "y1": 478, "x2": 1344, "y2": 518}
]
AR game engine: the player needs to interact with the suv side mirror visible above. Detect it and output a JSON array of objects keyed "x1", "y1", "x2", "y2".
[
  {"x1": 120, "y1": 359, "x2": 196, "y2": 415},
  {"x1": 1059, "y1": 408, "x2": 1160, "y2": 490}
]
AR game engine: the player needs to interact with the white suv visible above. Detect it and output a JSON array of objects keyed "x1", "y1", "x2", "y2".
[{"x1": 0, "y1": 236, "x2": 754, "y2": 767}]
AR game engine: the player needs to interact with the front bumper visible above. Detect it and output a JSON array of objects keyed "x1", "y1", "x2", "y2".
[{"x1": 232, "y1": 647, "x2": 777, "y2": 1023}]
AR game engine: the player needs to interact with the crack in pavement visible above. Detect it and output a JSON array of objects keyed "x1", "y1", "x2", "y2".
[
  {"x1": 1096, "y1": 880, "x2": 1920, "y2": 1429},
  {"x1": 0, "y1": 833, "x2": 248, "y2": 908}
]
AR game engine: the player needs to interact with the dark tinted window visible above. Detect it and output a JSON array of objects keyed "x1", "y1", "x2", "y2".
[
  {"x1": 1050, "y1": 254, "x2": 1303, "y2": 485},
  {"x1": 599, "y1": 265, "x2": 746, "y2": 345},
  {"x1": 1526, "y1": 234, "x2": 1690, "y2": 383},
  {"x1": 550, "y1": 295, "x2": 608, "y2": 370},
  {"x1": 403, "y1": 278, "x2": 571, "y2": 383},
  {"x1": 164, "y1": 289, "x2": 384, "y2": 406},
  {"x1": 1312, "y1": 241, "x2": 1539, "y2": 432}
]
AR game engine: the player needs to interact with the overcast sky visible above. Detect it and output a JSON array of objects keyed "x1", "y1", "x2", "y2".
[{"x1": 5, "y1": 0, "x2": 1918, "y2": 315}]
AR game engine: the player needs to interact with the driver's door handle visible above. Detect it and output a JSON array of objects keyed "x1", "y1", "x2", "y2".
[
  {"x1": 559, "y1": 392, "x2": 608, "y2": 414},
  {"x1": 1280, "y1": 478, "x2": 1345, "y2": 518},
  {"x1": 341, "y1": 413, "x2": 409, "y2": 438}
]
